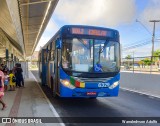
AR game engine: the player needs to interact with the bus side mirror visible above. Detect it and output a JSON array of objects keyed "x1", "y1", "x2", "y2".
[{"x1": 56, "y1": 38, "x2": 62, "y2": 49}]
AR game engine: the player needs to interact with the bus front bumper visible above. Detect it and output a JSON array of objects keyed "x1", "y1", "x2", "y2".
[{"x1": 60, "y1": 85, "x2": 119, "y2": 97}]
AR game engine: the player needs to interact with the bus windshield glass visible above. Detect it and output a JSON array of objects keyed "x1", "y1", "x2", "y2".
[{"x1": 62, "y1": 38, "x2": 120, "y2": 73}]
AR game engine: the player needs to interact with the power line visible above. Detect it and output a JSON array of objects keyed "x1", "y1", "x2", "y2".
[
  {"x1": 122, "y1": 40, "x2": 160, "y2": 51},
  {"x1": 123, "y1": 38, "x2": 151, "y2": 48},
  {"x1": 136, "y1": 19, "x2": 152, "y2": 35},
  {"x1": 123, "y1": 40, "x2": 151, "y2": 51},
  {"x1": 122, "y1": 36, "x2": 160, "y2": 51}
]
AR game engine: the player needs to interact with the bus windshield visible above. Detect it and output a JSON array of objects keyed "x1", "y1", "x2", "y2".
[{"x1": 62, "y1": 38, "x2": 120, "y2": 73}]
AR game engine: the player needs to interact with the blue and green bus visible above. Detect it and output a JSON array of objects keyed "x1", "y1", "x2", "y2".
[{"x1": 38, "y1": 25, "x2": 120, "y2": 98}]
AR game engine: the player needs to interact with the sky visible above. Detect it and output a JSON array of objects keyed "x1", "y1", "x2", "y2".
[{"x1": 35, "y1": 0, "x2": 160, "y2": 58}]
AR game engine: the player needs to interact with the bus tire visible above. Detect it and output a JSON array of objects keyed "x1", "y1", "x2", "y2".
[
  {"x1": 53, "y1": 93, "x2": 59, "y2": 98},
  {"x1": 40, "y1": 72, "x2": 42, "y2": 78},
  {"x1": 53, "y1": 91, "x2": 59, "y2": 98},
  {"x1": 52, "y1": 79, "x2": 58, "y2": 98}
]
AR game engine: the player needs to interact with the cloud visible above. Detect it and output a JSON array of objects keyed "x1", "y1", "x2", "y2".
[
  {"x1": 54, "y1": 0, "x2": 136, "y2": 27},
  {"x1": 35, "y1": 36, "x2": 51, "y2": 51},
  {"x1": 44, "y1": 18, "x2": 59, "y2": 33},
  {"x1": 139, "y1": 0, "x2": 160, "y2": 30}
]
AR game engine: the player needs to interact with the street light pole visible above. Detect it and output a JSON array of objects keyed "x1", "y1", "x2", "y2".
[{"x1": 149, "y1": 20, "x2": 160, "y2": 73}]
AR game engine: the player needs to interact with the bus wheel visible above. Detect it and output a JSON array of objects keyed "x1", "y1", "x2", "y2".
[
  {"x1": 40, "y1": 72, "x2": 42, "y2": 78},
  {"x1": 53, "y1": 92, "x2": 57, "y2": 97},
  {"x1": 52, "y1": 79, "x2": 58, "y2": 98}
]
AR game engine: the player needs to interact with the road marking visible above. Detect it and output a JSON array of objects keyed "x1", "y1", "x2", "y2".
[
  {"x1": 121, "y1": 71, "x2": 160, "y2": 75},
  {"x1": 120, "y1": 87, "x2": 160, "y2": 99},
  {"x1": 30, "y1": 71, "x2": 65, "y2": 126},
  {"x1": 148, "y1": 96, "x2": 155, "y2": 99},
  {"x1": 120, "y1": 88, "x2": 126, "y2": 91}
]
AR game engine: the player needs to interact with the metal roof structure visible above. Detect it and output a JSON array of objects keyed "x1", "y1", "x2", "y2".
[
  {"x1": 0, "y1": 0, "x2": 59, "y2": 58},
  {"x1": 19, "y1": 0, "x2": 59, "y2": 57}
]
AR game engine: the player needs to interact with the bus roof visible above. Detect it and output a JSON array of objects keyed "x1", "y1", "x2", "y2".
[
  {"x1": 39, "y1": 25, "x2": 119, "y2": 51},
  {"x1": 61, "y1": 25, "x2": 119, "y2": 32}
]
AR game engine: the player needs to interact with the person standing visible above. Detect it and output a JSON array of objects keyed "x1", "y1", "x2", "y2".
[
  {"x1": 9, "y1": 70, "x2": 16, "y2": 91},
  {"x1": 4, "y1": 71, "x2": 9, "y2": 91},
  {"x1": 0, "y1": 68, "x2": 7, "y2": 110},
  {"x1": 12, "y1": 65, "x2": 18, "y2": 87},
  {"x1": 15, "y1": 63, "x2": 24, "y2": 87}
]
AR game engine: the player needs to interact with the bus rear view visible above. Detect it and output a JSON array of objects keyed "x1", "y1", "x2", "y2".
[{"x1": 39, "y1": 25, "x2": 120, "y2": 98}]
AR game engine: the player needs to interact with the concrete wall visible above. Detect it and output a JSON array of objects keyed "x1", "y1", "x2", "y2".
[{"x1": 120, "y1": 72, "x2": 160, "y2": 96}]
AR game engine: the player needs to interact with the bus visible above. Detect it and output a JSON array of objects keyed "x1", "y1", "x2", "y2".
[{"x1": 38, "y1": 25, "x2": 120, "y2": 98}]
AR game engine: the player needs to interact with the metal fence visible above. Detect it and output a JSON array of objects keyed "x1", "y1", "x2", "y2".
[{"x1": 121, "y1": 56, "x2": 160, "y2": 73}]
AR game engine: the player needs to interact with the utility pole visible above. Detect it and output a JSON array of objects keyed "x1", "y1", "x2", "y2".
[
  {"x1": 149, "y1": 20, "x2": 160, "y2": 73},
  {"x1": 132, "y1": 51, "x2": 134, "y2": 73}
]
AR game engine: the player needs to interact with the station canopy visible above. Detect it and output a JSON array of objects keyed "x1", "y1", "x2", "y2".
[{"x1": 0, "y1": 0, "x2": 58, "y2": 58}]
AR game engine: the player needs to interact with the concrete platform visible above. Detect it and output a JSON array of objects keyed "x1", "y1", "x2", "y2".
[{"x1": 0, "y1": 71, "x2": 64, "y2": 126}]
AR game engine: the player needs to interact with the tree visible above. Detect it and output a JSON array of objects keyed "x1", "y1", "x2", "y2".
[
  {"x1": 153, "y1": 49, "x2": 160, "y2": 56},
  {"x1": 153, "y1": 49, "x2": 160, "y2": 67},
  {"x1": 125, "y1": 55, "x2": 132, "y2": 68},
  {"x1": 138, "y1": 60, "x2": 144, "y2": 68},
  {"x1": 125, "y1": 55, "x2": 132, "y2": 59},
  {"x1": 142, "y1": 58, "x2": 152, "y2": 66}
]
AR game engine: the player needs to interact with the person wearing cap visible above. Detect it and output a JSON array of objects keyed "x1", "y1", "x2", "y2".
[{"x1": 0, "y1": 67, "x2": 7, "y2": 110}]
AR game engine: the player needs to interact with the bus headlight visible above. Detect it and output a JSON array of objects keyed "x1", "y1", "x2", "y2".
[
  {"x1": 109, "y1": 81, "x2": 119, "y2": 89},
  {"x1": 60, "y1": 79, "x2": 75, "y2": 89}
]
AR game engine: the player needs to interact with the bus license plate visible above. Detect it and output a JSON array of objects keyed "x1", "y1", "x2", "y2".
[{"x1": 87, "y1": 92, "x2": 97, "y2": 95}]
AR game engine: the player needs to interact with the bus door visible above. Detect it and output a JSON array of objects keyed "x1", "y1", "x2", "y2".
[
  {"x1": 49, "y1": 61, "x2": 54, "y2": 91},
  {"x1": 42, "y1": 49, "x2": 47, "y2": 85},
  {"x1": 47, "y1": 62, "x2": 51, "y2": 88},
  {"x1": 55, "y1": 49, "x2": 61, "y2": 94}
]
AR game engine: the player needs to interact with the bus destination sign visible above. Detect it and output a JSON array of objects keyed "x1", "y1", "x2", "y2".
[{"x1": 71, "y1": 27, "x2": 112, "y2": 37}]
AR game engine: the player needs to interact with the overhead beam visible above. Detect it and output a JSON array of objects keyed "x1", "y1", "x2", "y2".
[
  {"x1": 31, "y1": 1, "x2": 52, "y2": 54},
  {"x1": 24, "y1": 31, "x2": 39, "y2": 34},
  {"x1": 20, "y1": 0, "x2": 54, "y2": 6},
  {"x1": 0, "y1": 47, "x2": 4, "y2": 50}
]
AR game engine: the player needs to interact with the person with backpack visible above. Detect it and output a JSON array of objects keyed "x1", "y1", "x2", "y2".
[
  {"x1": 0, "y1": 68, "x2": 7, "y2": 110},
  {"x1": 9, "y1": 70, "x2": 16, "y2": 91}
]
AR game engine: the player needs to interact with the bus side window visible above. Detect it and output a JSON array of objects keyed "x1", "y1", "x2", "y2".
[
  {"x1": 43, "y1": 50, "x2": 47, "y2": 63},
  {"x1": 51, "y1": 50, "x2": 55, "y2": 61},
  {"x1": 58, "y1": 49, "x2": 61, "y2": 67},
  {"x1": 53, "y1": 51, "x2": 55, "y2": 60},
  {"x1": 51, "y1": 42, "x2": 55, "y2": 61}
]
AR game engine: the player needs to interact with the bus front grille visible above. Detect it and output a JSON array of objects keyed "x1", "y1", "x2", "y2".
[{"x1": 75, "y1": 77, "x2": 113, "y2": 83}]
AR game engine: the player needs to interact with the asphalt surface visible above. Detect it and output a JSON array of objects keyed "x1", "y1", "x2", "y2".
[{"x1": 31, "y1": 70, "x2": 160, "y2": 126}]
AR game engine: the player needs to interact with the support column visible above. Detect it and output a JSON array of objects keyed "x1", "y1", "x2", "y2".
[
  {"x1": 14, "y1": 56, "x2": 16, "y2": 64},
  {"x1": 6, "y1": 49, "x2": 9, "y2": 68},
  {"x1": 17, "y1": 58, "x2": 19, "y2": 62},
  {"x1": 11, "y1": 53, "x2": 14, "y2": 69}
]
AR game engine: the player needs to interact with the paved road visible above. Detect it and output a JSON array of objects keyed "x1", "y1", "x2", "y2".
[
  {"x1": 31, "y1": 70, "x2": 160, "y2": 126},
  {"x1": 120, "y1": 72, "x2": 160, "y2": 97}
]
